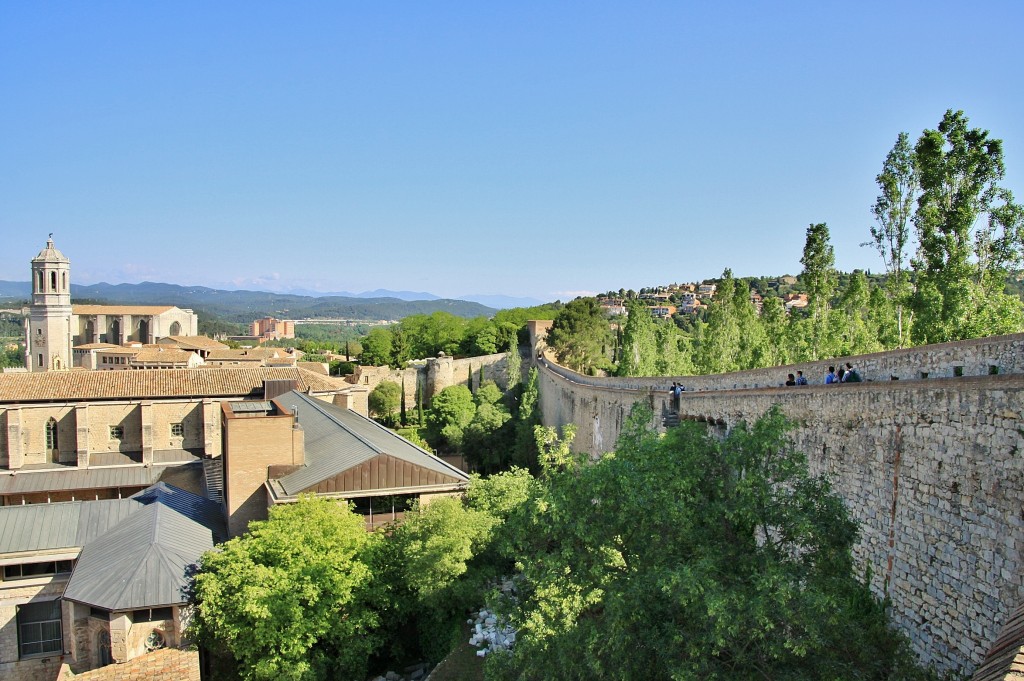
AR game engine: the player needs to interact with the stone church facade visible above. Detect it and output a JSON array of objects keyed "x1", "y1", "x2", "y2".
[{"x1": 25, "y1": 238, "x2": 198, "y2": 372}]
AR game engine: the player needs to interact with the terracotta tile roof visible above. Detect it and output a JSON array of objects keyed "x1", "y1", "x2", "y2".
[
  {"x1": 131, "y1": 348, "x2": 196, "y2": 364},
  {"x1": 0, "y1": 367, "x2": 347, "y2": 403},
  {"x1": 97, "y1": 347, "x2": 142, "y2": 355},
  {"x1": 206, "y1": 347, "x2": 297, "y2": 361},
  {"x1": 298, "y1": 361, "x2": 329, "y2": 375},
  {"x1": 73, "y1": 343, "x2": 121, "y2": 350},
  {"x1": 59, "y1": 647, "x2": 200, "y2": 681},
  {"x1": 972, "y1": 604, "x2": 1024, "y2": 681},
  {"x1": 72, "y1": 305, "x2": 176, "y2": 315},
  {"x1": 160, "y1": 335, "x2": 228, "y2": 350}
]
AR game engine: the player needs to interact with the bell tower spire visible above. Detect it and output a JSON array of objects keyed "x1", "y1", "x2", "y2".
[{"x1": 26, "y1": 236, "x2": 73, "y2": 371}]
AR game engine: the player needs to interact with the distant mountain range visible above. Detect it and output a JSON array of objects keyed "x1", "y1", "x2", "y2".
[{"x1": 0, "y1": 280, "x2": 515, "y2": 322}]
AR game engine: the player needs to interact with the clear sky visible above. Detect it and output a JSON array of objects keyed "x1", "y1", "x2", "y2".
[{"x1": 2, "y1": 2, "x2": 1022, "y2": 302}]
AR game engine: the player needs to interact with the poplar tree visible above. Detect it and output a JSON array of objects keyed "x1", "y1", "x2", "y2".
[
  {"x1": 911, "y1": 109, "x2": 1024, "y2": 343},
  {"x1": 800, "y1": 223, "x2": 837, "y2": 359},
  {"x1": 617, "y1": 299, "x2": 658, "y2": 376},
  {"x1": 870, "y1": 132, "x2": 918, "y2": 347}
]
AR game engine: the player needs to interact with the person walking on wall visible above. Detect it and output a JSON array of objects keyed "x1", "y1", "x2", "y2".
[
  {"x1": 825, "y1": 366, "x2": 836, "y2": 384},
  {"x1": 785, "y1": 373, "x2": 796, "y2": 387},
  {"x1": 796, "y1": 370, "x2": 808, "y2": 386}
]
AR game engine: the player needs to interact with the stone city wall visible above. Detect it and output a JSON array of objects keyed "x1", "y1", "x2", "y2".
[
  {"x1": 534, "y1": 335, "x2": 1024, "y2": 676},
  {"x1": 349, "y1": 353, "x2": 513, "y2": 410}
]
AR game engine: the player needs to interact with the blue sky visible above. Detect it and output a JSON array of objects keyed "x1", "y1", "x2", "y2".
[{"x1": 2, "y1": 2, "x2": 1022, "y2": 302}]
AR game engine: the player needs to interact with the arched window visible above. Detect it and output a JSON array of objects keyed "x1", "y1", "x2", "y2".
[
  {"x1": 45, "y1": 418, "x2": 58, "y2": 454},
  {"x1": 50, "y1": 271, "x2": 57, "y2": 291},
  {"x1": 169, "y1": 321, "x2": 181, "y2": 336},
  {"x1": 62, "y1": 272, "x2": 67, "y2": 291},
  {"x1": 35, "y1": 271, "x2": 43, "y2": 292},
  {"x1": 97, "y1": 629, "x2": 112, "y2": 667}
]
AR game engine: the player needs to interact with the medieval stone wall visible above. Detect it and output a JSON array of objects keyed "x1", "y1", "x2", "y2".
[
  {"x1": 533, "y1": 334, "x2": 1024, "y2": 675},
  {"x1": 350, "y1": 353, "x2": 513, "y2": 410}
]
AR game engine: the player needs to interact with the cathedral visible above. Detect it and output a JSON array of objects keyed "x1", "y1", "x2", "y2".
[{"x1": 25, "y1": 237, "x2": 198, "y2": 371}]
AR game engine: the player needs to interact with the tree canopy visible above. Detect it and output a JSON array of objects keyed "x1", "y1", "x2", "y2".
[{"x1": 487, "y1": 406, "x2": 930, "y2": 680}]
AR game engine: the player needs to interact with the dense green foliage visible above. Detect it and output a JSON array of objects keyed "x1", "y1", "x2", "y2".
[
  {"x1": 189, "y1": 498, "x2": 380, "y2": 681},
  {"x1": 368, "y1": 381, "x2": 402, "y2": 426},
  {"x1": 546, "y1": 298, "x2": 614, "y2": 374},
  {"x1": 190, "y1": 472, "x2": 537, "y2": 679},
  {"x1": 486, "y1": 406, "x2": 935, "y2": 680},
  {"x1": 356, "y1": 304, "x2": 561, "y2": 368}
]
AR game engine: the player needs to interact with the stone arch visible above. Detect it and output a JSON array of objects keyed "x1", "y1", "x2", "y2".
[
  {"x1": 45, "y1": 417, "x2": 58, "y2": 462},
  {"x1": 138, "y1": 318, "x2": 150, "y2": 344},
  {"x1": 109, "y1": 319, "x2": 120, "y2": 345},
  {"x1": 35, "y1": 271, "x2": 43, "y2": 293},
  {"x1": 62, "y1": 271, "x2": 67, "y2": 291},
  {"x1": 169, "y1": 321, "x2": 181, "y2": 337},
  {"x1": 96, "y1": 629, "x2": 112, "y2": 667},
  {"x1": 50, "y1": 270, "x2": 57, "y2": 291}
]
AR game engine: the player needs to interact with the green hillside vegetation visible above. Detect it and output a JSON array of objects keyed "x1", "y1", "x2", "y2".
[{"x1": 559, "y1": 111, "x2": 1024, "y2": 377}]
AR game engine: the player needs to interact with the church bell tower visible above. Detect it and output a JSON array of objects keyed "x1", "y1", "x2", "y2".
[{"x1": 26, "y1": 236, "x2": 73, "y2": 371}]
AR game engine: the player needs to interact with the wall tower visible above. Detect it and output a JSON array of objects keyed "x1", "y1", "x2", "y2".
[{"x1": 26, "y1": 236, "x2": 73, "y2": 371}]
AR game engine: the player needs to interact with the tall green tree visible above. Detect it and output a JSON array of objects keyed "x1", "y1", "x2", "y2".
[
  {"x1": 546, "y1": 298, "x2": 613, "y2": 374},
  {"x1": 870, "y1": 132, "x2": 919, "y2": 347},
  {"x1": 368, "y1": 380, "x2": 402, "y2": 427},
  {"x1": 489, "y1": 406, "x2": 930, "y2": 680},
  {"x1": 695, "y1": 271, "x2": 742, "y2": 373},
  {"x1": 427, "y1": 385, "x2": 476, "y2": 450},
  {"x1": 800, "y1": 223, "x2": 838, "y2": 359},
  {"x1": 189, "y1": 497, "x2": 380, "y2": 681},
  {"x1": 360, "y1": 327, "x2": 395, "y2": 366},
  {"x1": 911, "y1": 109, "x2": 1024, "y2": 343},
  {"x1": 617, "y1": 299, "x2": 658, "y2": 376}
]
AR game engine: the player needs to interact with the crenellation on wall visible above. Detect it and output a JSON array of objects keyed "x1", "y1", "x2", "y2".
[{"x1": 536, "y1": 342, "x2": 1024, "y2": 676}]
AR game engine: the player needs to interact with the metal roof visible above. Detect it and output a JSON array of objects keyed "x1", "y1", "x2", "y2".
[
  {"x1": 0, "y1": 498, "x2": 139, "y2": 554},
  {"x1": 0, "y1": 466, "x2": 158, "y2": 495},
  {"x1": 0, "y1": 482, "x2": 224, "y2": 610},
  {"x1": 63, "y1": 502, "x2": 214, "y2": 610},
  {"x1": 277, "y1": 390, "x2": 469, "y2": 495}
]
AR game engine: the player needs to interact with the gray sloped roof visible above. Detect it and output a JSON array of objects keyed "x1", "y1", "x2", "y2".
[
  {"x1": 277, "y1": 390, "x2": 469, "y2": 495},
  {"x1": 63, "y1": 501, "x2": 214, "y2": 610},
  {"x1": 0, "y1": 499, "x2": 138, "y2": 554},
  {"x1": 0, "y1": 482, "x2": 223, "y2": 611},
  {"x1": 0, "y1": 466, "x2": 159, "y2": 495}
]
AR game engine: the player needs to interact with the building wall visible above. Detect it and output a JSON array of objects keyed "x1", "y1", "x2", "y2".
[
  {"x1": 534, "y1": 343, "x2": 1024, "y2": 676},
  {"x1": 223, "y1": 407, "x2": 303, "y2": 537},
  {"x1": 1, "y1": 399, "x2": 235, "y2": 472},
  {"x1": 0, "y1": 577, "x2": 70, "y2": 681}
]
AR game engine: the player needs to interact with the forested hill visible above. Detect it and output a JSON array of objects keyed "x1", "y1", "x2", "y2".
[{"x1": 0, "y1": 280, "x2": 495, "y2": 322}]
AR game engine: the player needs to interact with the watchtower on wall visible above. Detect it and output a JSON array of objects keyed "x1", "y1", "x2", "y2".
[{"x1": 26, "y1": 237, "x2": 73, "y2": 372}]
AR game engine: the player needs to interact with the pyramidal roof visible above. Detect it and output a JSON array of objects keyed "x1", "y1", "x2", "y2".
[{"x1": 61, "y1": 482, "x2": 222, "y2": 611}]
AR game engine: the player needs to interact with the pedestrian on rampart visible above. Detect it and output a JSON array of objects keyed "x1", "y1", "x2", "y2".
[
  {"x1": 825, "y1": 366, "x2": 836, "y2": 384},
  {"x1": 796, "y1": 370, "x2": 808, "y2": 386},
  {"x1": 785, "y1": 373, "x2": 796, "y2": 387}
]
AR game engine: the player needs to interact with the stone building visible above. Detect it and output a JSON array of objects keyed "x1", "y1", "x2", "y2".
[
  {"x1": 24, "y1": 238, "x2": 199, "y2": 373},
  {"x1": 222, "y1": 389, "x2": 470, "y2": 537},
  {"x1": 0, "y1": 483, "x2": 223, "y2": 680},
  {"x1": 250, "y1": 316, "x2": 294, "y2": 341}
]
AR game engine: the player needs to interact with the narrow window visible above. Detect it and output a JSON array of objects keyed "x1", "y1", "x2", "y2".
[
  {"x1": 62, "y1": 272, "x2": 67, "y2": 291},
  {"x1": 38, "y1": 353, "x2": 43, "y2": 368},
  {"x1": 50, "y1": 271, "x2": 57, "y2": 291},
  {"x1": 45, "y1": 418, "x2": 58, "y2": 451}
]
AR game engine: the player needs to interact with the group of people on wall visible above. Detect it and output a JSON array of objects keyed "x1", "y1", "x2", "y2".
[{"x1": 786, "y1": 363, "x2": 861, "y2": 386}]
